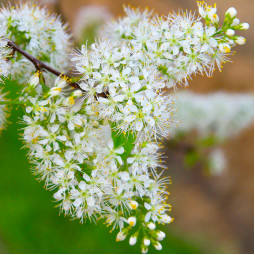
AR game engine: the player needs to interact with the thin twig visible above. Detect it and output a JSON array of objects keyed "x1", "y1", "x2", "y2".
[
  {"x1": 7, "y1": 40, "x2": 62, "y2": 76},
  {"x1": 6, "y1": 39, "x2": 82, "y2": 89}
]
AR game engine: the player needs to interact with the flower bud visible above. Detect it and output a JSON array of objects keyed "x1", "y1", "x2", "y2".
[
  {"x1": 73, "y1": 90, "x2": 83, "y2": 97},
  {"x1": 147, "y1": 222, "x2": 156, "y2": 230},
  {"x1": 156, "y1": 231, "x2": 166, "y2": 241},
  {"x1": 128, "y1": 216, "x2": 136, "y2": 227},
  {"x1": 240, "y1": 23, "x2": 249, "y2": 30},
  {"x1": 129, "y1": 200, "x2": 138, "y2": 210},
  {"x1": 141, "y1": 247, "x2": 148, "y2": 254},
  {"x1": 226, "y1": 7, "x2": 237, "y2": 18},
  {"x1": 143, "y1": 238, "x2": 151, "y2": 246},
  {"x1": 29, "y1": 72, "x2": 40, "y2": 87},
  {"x1": 129, "y1": 236, "x2": 137, "y2": 245},
  {"x1": 116, "y1": 231, "x2": 127, "y2": 242},
  {"x1": 231, "y1": 18, "x2": 240, "y2": 26},
  {"x1": 56, "y1": 78, "x2": 67, "y2": 88},
  {"x1": 154, "y1": 242, "x2": 162, "y2": 250},
  {"x1": 226, "y1": 29, "x2": 235, "y2": 36},
  {"x1": 235, "y1": 36, "x2": 246, "y2": 45}
]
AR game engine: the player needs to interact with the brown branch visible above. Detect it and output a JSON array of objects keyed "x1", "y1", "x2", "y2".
[
  {"x1": 6, "y1": 39, "x2": 82, "y2": 89},
  {"x1": 7, "y1": 40, "x2": 62, "y2": 76}
]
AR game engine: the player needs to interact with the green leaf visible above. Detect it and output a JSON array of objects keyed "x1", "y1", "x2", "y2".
[{"x1": 110, "y1": 122, "x2": 137, "y2": 171}]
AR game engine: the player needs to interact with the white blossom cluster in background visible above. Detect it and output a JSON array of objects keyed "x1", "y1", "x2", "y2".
[
  {"x1": 73, "y1": 5, "x2": 112, "y2": 44},
  {"x1": 173, "y1": 91, "x2": 254, "y2": 140},
  {"x1": 0, "y1": 1, "x2": 250, "y2": 253},
  {"x1": 208, "y1": 148, "x2": 227, "y2": 175},
  {"x1": 0, "y1": 2, "x2": 71, "y2": 83},
  {"x1": 172, "y1": 91, "x2": 253, "y2": 175}
]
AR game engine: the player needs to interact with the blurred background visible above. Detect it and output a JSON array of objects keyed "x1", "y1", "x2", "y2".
[{"x1": 0, "y1": 0, "x2": 253, "y2": 253}]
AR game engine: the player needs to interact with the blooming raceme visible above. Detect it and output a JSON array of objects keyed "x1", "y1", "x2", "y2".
[
  {"x1": 102, "y1": 3, "x2": 249, "y2": 88},
  {"x1": 0, "y1": 2, "x2": 71, "y2": 83},
  {"x1": 0, "y1": 1, "x2": 249, "y2": 253}
]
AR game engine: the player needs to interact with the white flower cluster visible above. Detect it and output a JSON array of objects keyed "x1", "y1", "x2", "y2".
[
  {"x1": 102, "y1": 3, "x2": 249, "y2": 88},
  {"x1": 22, "y1": 74, "x2": 172, "y2": 252},
  {"x1": 72, "y1": 41, "x2": 177, "y2": 136},
  {"x1": 16, "y1": 2, "x2": 249, "y2": 253},
  {"x1": 0, "y1": 2, "x2": 71, "y2": 83},
  {"x1": 0, "y1": 26, "x2": 11, "y2": 81},
  {"x1": 0, "y1": 88, "x2": 9, "y2": 132},
  {"x1": 172, "y1": 91, "x2": 254, "y2": 140}
]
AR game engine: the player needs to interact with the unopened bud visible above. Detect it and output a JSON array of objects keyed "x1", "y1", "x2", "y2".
[
  {"x1": 226, "y1": 7, "x2": 237, "y2": 18},
  {"x1": 143, "y1": 238, "x2": 151, "y2": 246},
  {"x1": 129, "y1": 236, "x2": 137, "y2": 245},
  {"x1": 141, "y1": 247, "x2": 148, "y2": 254},
  {"x1": 29, "y1": 73, "x2": 40, "y2": 87},
  {"x1": 235, "y1": 36, "x2": 246, "y2": 45},
  {"x1": 154, "y1": 242, "x2": 162, "y2": 250},
  {"x1": 156, "y1": 231, "x2": 166, "y2": 241},
  {"x1": 73, "y1": 90, "x2": 83, "y2": 97},
  {"x1": 226, "y1": 29, "x2": 235, "y2": 36},
  {"x1": 147, "y1": 222, "x2": 156, "y2": 230},
  {"x1": 116, "y1": 231, "x2": 127, "y2": 242},
  {"x1": 231, "y1": 18, "x2": 240, "y2": 26},
  {"x1": 240, "y1": 23, "x2": 249, "y2": 30}
]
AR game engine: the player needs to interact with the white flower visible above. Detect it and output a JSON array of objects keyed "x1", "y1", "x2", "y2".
[
  {"x1": 219, "y1": 43, "x2": 231, "y2": 53},
  {"x1": 127, "y1": 216, "x2": 136, "y2": 226},
  {"x1": 129, "y1": 200, "x2": 138, "y2": 210}
]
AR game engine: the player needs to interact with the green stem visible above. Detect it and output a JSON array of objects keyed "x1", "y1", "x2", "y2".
[{"x1": 0, "y1": 100, "x2": 25, "y2": 105}]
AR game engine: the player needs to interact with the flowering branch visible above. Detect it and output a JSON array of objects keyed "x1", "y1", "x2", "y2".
[
  {"x1": 6, "y1": 39, "x2": 83, "y2": 90},
  {"x1": 7, "y1": 40, "x2": 61, "y2": 75},
  {"x1": 0, "y1": 2, "x2": 250, "y2": 254}
]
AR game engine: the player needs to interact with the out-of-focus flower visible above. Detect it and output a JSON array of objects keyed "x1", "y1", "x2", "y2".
[
  {"x1": 73, "y1": 5, "x2": 112, "y2": 45},
  {"x1": 173, "y1": 91, "x2": 254, "y2": 140},
  {"x1": 208, "y1": 149, "x2": 227, "y2": 175}
]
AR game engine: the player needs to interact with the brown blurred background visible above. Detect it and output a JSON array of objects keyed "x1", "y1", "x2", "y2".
[{"x1": 3, "y1": 0, "x2": 254, "y2": 253}]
